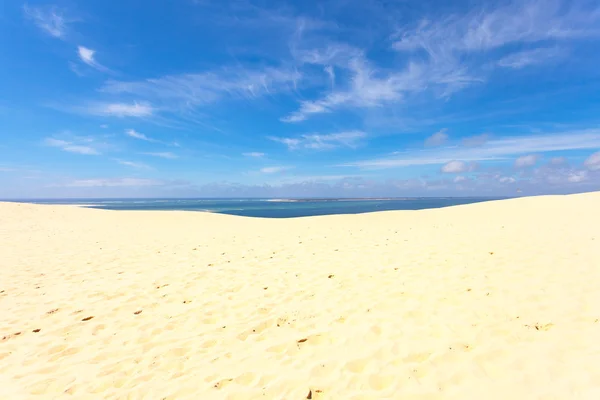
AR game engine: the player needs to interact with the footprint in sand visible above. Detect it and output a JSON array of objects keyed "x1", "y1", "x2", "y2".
[
  {"x1": 213, "y1": 378, "x2": 233, "y2": 389},
  {"x1": 1, "y1": 332, "x2": 22, "y2": 342}
]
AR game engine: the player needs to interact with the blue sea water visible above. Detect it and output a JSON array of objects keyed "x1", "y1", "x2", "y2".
[{"x1": 12, "y1": 197, "x2": 505, "y2": 218}]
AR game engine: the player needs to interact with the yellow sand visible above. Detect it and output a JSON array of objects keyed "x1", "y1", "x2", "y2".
[{"x1": 1, "y1": 192, "x2": 600, "y2": 400}]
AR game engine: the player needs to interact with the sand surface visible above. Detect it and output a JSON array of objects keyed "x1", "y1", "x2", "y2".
[{"x1": 1, "y1": 193, "x2": 600, "y2": 399}]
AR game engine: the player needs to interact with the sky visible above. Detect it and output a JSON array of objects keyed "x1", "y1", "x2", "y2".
[{"x1": 1, "y1": 0, "x2": 600, "y2": 198}]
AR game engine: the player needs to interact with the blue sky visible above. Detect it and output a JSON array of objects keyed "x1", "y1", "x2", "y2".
[{"x1": 2, "y1": 0, "x2": 600, "y2": 198}]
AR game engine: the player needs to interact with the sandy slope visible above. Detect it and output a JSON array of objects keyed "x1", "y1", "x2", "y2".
[{"x1": 1, "y1": 192, "x2": 600, "y2": 399}]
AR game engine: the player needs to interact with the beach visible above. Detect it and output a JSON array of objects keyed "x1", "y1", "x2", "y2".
[{"x1": 1, "y1": 192, "x2": 600, "y2": 399}]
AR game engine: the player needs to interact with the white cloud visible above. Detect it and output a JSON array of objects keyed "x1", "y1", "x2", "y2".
[
  {"x1": 78, "y1": 46, "x2": 95, "y2": 64},
  {"x1": 514, "y1": 154, "x2": 539, "y2": 168},
  {"x1": 499, "y1": 176, "x2": 516, "y2": 183},
  {"x1": 453, "y1": 175, "x2": 467, "y2": 183},
  {"x1": 341, "y1": 129, "x2": 600, "y2": 169},
  {"x1": 82, "y1": 102, "x2": 154, "y2": 117},
  {"x1": 100, "y1": 124, "x2": 109, "y2": 129},
  {"x1": 270, "y1": 130, "x2": 366, "y2": 150},
  {"x1": 282, "y1": 54, "x2": 445, "y2": 122},
  {"x1": 283, "y1": 0, "x2": 600, "y2": 124},
  {"x1": 142, "y1": 152, "x2": 178, "y2": 159},
  {"x1": 275, "y1": 0, "x2": 591, "y2": 127},
  {"x1": 243, "y1": 152, "x2": 265, "y2": 158},
  {"x1": 584, "y1": 151, "x2": 600, "y2": 170},
  {"x1": 441, "y1": 160, "x2": 468, "y2": 173},
  {"x1": 567, "y1": 171, "x2": 588, "y2": 183},
  {"x1": 281, "y1": 101, "x2": 332, "y2": 122},
  {"x1": 260, "y1": 166, "x2": 292, "y2": 174},
  {"x1": 77, "y1": 46, "x2": 111, "y2": 73},
  {"x1": 44, "y1": 138, "x2": 100, "y2": 155},
  {"x1": 550, "y1": 156, "x2": 567, "y2": 165},
  {"x1": 269, "y1": 137, "x2": 302, "y2": 148},
  {"x1": 118, "y1": 160, "x2": 152, "y2": 170},
  {"x1": 64, "y1": 178, "x2": 162, "y2": 187},
  {"x1": 425, "y1": 128, "x2": 448, "y2": 147},
  {"x1": 393, "y1": 1, "x2": 598, "y2": 55},
  {"x1": 101, "y1": 67, "x2": 301, "y2": 109},
  {"x1": 497, "y1": 47, "x2": 565, "y2": 69},
  {"x1": 23, "y1": 4, "x2": 68, "y2": 38},
  {"x1": 125, "y1": 129, "x2": 155, "y2": 142}
]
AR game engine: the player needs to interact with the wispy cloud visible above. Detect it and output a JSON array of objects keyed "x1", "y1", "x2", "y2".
[
  {"x1": 282, "y1": 49, "x2": 443, "y2": 122},
  {"x1": 44, "y1": 137, "x2": 100, "y2": 155},
  {"x1": 75, "y1": 102, "x2": 155, "y2": 117},
  {"x1": 117, "y1": 160, "x2": 152, "y2": 170},
  {"x1": 77, "y1": 46, "x2": 111, "y2": 73},
  {"x1": 260, "y1": 166, "x2": 292, "y2": 174},
  {"x1": 392, "y1": 1, "x2": 599, "y2": 55},
  {"x1": 270, "y1": 130, "x2": 366, "y2": 150},
  {"x1": 276, "y1": 0, "x2": 598, "y2": 124},
  {"x1": 424, "y1": 128, "x2": 448, "y2": 147},
  {"x1": 324, "y1": 65, "x2": 335, "y2": 88},
  {"x1": 23, "y1": 4, "x2": 69, "y2": 39},
  {"x1": 497, "y1": 47, "x2": 565, "y2": 69},
  {"x1": 142, "y1": 152, "x2": 178, "y2": 159},
  {"x1": 341, "y1": 129, "x2": 600, "y2": 169},
  {"x1": 101, "y1": 67, "x2": 301, "y2": 110},
  {"x1": 64, "y1": 178, "x2": 162, "y2": 187},
  {"x1": 243, "y1": 152, "x2": 265, "y2": 158},
  {"x1": 266, "y1": 174, "x2": 369, "y2": 185},
  {"x1": 125, "y1": 129, "x2": 156, "y2": 142}
]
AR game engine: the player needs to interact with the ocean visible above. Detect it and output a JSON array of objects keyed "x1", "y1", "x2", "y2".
[{"x1": 13, "y1": 197, "x2": 505, "y2": 218}]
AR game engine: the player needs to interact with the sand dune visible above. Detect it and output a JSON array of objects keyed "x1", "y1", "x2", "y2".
[{"x1": 1, "y1": 192, "x2": 600, "y2": 399}]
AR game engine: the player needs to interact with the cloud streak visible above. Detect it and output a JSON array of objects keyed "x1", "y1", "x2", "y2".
[
  {"x1": 497, "y1": 47, "x2": 566, "y2": 69},
  {"x1": 118, "y1": 160, "x2": 152, "y2": 170},
  {"x1": 125, "y1": 129, "x2": 156, "y2": 142},
  {"x1": 270, "y1": 130, "x2": 366, "y2": 150},
  {"x1": 392, "y1": 0, "x2": 600, "y2": 54},
  {"x1": 341, "y1": 129, "x2": 600, "y2": 169},
  {"x1": 260, "y1": 166, "x2": 292, "y2": 174},
  {"x1": 23, "y1": 4, "x2": 69, "y2": 38},
  {"x1": 243, "y1": 152, "x2": 265, "y2": 158},
  {"x1": 76, "y1": 102, "x2": 155, "y2": 117},
  {"x1": 282, "y1": 0, "x2": 600, "y2": 123},
  {"x1": 101, "y1": 67, "x2": 301, "y2": 110},
  {"x1": 44, "y1": 138, "x2": 100, "y2": 155},
  {"x1": 63, "y1": 178, "x2": 162, "y2": 187},
  {"x1": 142, "y1": 152, "x2": 178, "y2": 159}
]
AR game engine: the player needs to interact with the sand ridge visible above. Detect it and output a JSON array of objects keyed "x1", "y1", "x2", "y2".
[{"x1": 1, "y1": 193, "x2": 600, "y2": 399}]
